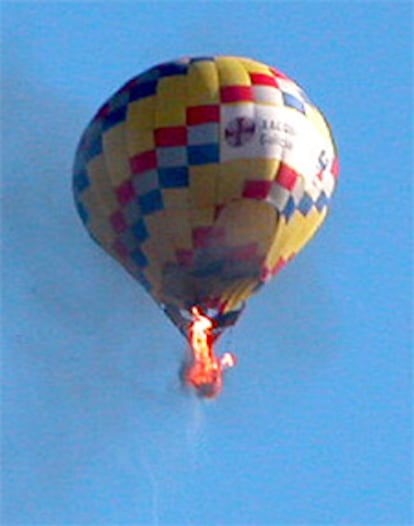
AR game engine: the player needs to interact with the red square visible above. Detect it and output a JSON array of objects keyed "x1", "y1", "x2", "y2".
[
  {"x1": 111, "y1": 239, "x2": 129, "y2": 260},
  {"x1": 110, "y1": 210, "x2": 128, "y2": 233},
  {"x1": 96, "y1": 103, "x2": 110, "y2": 119},
  {"x1": 129, "y1": 150, "x2": 157, "y2": 174},
  {"x1": 220, "y1": 86, "x2": 254, "y2": 103},
  {"x1": 116, "y1": 180, "x2": 136, "y2": 206},
  {"x1": 249, "y1": 73, "x2": 278, "y2": 87},
  {"x1": 276, "y1": 163, "x2": 298, "y2": 191},
  {"x1": 187, "y1": 105, "x2": 220, "y2": 125},
  {"x1": 242, "y1": 180, "x2": 272, "y2": 199},
  {"x1": 154, "y1": 126, "x2": 187, "y2": 147}
]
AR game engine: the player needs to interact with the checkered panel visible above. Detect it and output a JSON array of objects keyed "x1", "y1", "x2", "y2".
[{"x1": 73, "y1": 56, "x2": 338, "y2": 338}]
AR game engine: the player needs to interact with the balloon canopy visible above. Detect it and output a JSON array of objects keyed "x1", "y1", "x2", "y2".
[{"x1": 73, "y1": 56, "x2": 338, "y2": 339}]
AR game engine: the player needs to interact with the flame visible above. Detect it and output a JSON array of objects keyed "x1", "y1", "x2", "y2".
[{"x1": 184, "y1": 306, "x2": 236, "y2": 398}]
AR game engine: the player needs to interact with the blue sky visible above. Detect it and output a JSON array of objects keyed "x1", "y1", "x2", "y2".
[{"x1": 2, "y1": 2, "x2": 413, "y2": 525}]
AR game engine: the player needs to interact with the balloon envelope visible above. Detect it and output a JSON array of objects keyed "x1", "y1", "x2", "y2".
[{"x1": 73, "y1": 56, "x2": 338, "y2": 337}]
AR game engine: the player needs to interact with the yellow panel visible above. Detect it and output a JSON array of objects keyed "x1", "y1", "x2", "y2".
[
  {"x1": 87, "y1": 155, "x2": 119, "y2": 215},
  {"x1": 144, "y1": 212, "x2": 176, "y2": 264},
  {"x1": 223, "y1": 278, "x2": 258, "y2": 313},
  {"x1": 216, "y1": 161, "x2": 246, "y2": 203},
  {"x1": 287, "y1": 207, "x2": 327, "y2": 256},
  {"x1": 265, "y1": 207, "x2": 328, "y2": 268},
  {"x1": 216, "y1": 200, "x2": 277, "y2": 252},
  {"x1": 88, "y1": 213, "x2": 115, "y2": 247},
  {"x1": 127, "y1": 130, "x2": 154, "y2": 157},
  {"x1": 216, "y1": 158, "x2": 278, "y2": 205},
  {"x1": 305, "y1": 105, "x2": 333, "y2": 144},
  {"x1": 187, "y1": 61, "x2": 220, "y2": 106},
  {"x1": 245, "y1": 158, "x2": 280, "y2": 181},
  {"x1": 140, "y1": 239, "x2": 163, "y2": 291},
  {"x1": 155, "y1": 76, "x2": 188, "y2": 127},
  {"x1": 215, "y1": 57, "x2": 251, "y2": 86},
  {"x1": 163, "y1": 209, "x2": 193, "y2": 250},
  {"x1": 126, "y1": 97, "x2": 156, "y2": 155},
  {"x1": 162, "y1": 188, "x2": 190, "y2": 210},
  {"x1": 189, "y1": 164, "x2": 218, "y2": 208},
  {"x1": 102, "y1": 124, "x2": 130, "y2": 185},
  {"x1": 190, "y1": 207, "x2": 215, "y2": 228},
  {"x1": 127, "y1": 96, "x2": 156, "y2": 129},
  {"x1": 238, "y1": 57, "x2": 273, "y2": 75}
]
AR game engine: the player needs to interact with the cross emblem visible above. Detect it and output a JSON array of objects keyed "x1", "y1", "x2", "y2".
[{"x1": 225, "y1": 117, "x2": 256, "y2": 147}]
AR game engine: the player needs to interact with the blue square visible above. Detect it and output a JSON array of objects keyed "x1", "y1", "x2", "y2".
[
  {"x1": 157, "y1": 62, "x2": 188, "y2": 77},
  {"x1": 282, "y1": 196, "x2": 296, "y2": 220},
  {"x1": 130, "y1": 81, "x2": 158, "y2": 102},
  {"x1": 103, "y1": 106, "x2": 127, "y2": 131},
  {"x1": 187, "y1": 143, "x2": 219, "y2": 165},
  {"x1": 131, "y1": 248, "x2": 148, "y2": 268},
  {"x1": 282, "y1": 92, "x2": 305, "y2": 113},
  {"x1": 84, "y1": 135, "x2": 102, "y2": 162},
  {"x1": 139, "y1": 189, "x2": 164, "y2": 215},
  {"x1": 75, "y1": 200, "x2": 88, "y2": 224},
  {"x1": 136, "y1": 271, "x2": 152, "y2": 292},
  {"x1": 159, "y1": 166, "x2": 189, "y2": 188},
  {"x1": 131, "y1": 219, "x2": 149, "y2": 243},
  {"x1": 315, "y1": 191, "x2": 329, "y2": 211},
  {"x1": 298, "y1": 193, "x2": 314, "y2": 215},
  {"x1": 73, "y1": 169, "x2": 90, "y2": 193}
]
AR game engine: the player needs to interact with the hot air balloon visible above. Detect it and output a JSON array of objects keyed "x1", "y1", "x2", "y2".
[{"x1": 73, "y1": 56, "x2": 338, "y2": 398}]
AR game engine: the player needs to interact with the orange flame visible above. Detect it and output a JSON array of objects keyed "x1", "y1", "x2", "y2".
[{"x1": 184, "y1": 306, "x2": 236, "y2": 398}]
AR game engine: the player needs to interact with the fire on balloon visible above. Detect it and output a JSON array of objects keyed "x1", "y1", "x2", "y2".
[{"x1": 182, "y1": 307, "x2": 236, "y2": 398}]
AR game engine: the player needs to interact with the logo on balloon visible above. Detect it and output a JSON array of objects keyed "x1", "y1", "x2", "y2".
[{"x1": 225, "y1": 117, "x2": 256, "y2": 147}]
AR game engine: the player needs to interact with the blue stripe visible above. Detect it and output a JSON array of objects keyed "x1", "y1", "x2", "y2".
[
  {"x1": 76, "y1": 200, "x2": 89, "y2": 224},
  {"x1": 187, "y1": 143, "x2": 219, "y2": 165},
  {"x1": 130, "y1": 81, "x2": 158, "y2": 101},
  {"x1": 103, "y1": 106, "x2": 127, "y2": 131},
  {"x1": 139, "y1": 189, "x2": 164, "y2": 215},
  {"x1": 73, "y1": 169, "x2": 90, "y2": 193},
  {"x1": 159, "y1": 166, "x2": 189, "y2": 188},
  {"x1": 131, "y1": 219, "x2": 149, "y2": 243}
]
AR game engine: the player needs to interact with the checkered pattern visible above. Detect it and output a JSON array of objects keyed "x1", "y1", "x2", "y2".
[{"x1": 73, "y1": 56, "x2": 338, "y2": 338}]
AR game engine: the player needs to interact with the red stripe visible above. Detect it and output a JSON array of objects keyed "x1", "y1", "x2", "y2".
[
  {"x1": 129, "y1": 150, "x2": 157, "y2": 174},
  {"x1": 331, "y1": 157, "x2": 339, "y2": 178},
  {"x1": 187, "y1": 105, "x2": 220, "y2": 125},
  {"x1": 220, "y1": 86, "x2": 254, "y2": 103},
  {"x1": 154, "y1": 126, "x2": 187, "y2": 147},
  {"x1": 276, "y1": 163, "x2": 299, "y2": 191},
  {"x1": 249, "y1": 73, "x2": 278, "y2": 87}
]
